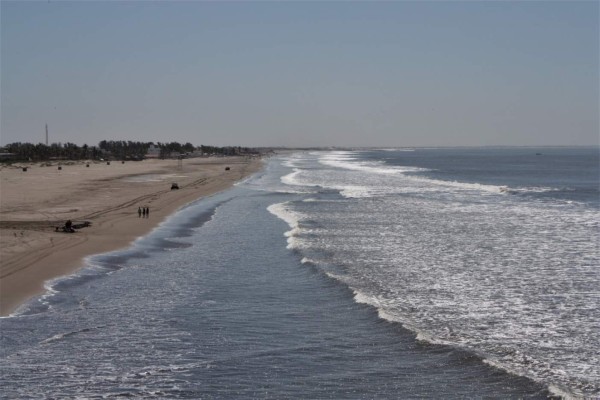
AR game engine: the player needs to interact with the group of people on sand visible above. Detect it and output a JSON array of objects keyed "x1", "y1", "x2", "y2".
[{"x1": 138, "y1": 206, "x2": 150, "y2": 218}]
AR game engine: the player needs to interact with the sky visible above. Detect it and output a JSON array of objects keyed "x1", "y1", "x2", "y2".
[{"x1": 1, "y1": 1, "x2": 598, "y2": 148}]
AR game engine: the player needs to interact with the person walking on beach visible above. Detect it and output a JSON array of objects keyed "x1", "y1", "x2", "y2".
[
  {"x1": 138, "y1": 207, "x2": 142, "y2": 218},
  {"x1": 142, "y1": 207, "x2": 146, "y2": 218},
  {"x1": 145, "y1": 206, "x2": 150, "y2": 218}
]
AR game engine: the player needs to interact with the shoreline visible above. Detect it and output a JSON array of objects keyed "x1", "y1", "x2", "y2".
[{"x1": 0, "y1": 157, "x2": 263, "y2": 316}]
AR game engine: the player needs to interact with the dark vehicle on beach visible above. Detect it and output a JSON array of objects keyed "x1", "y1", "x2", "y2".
[
  {"x1": 171, "y1": 182, "x2": 179, "y2": 190},
  {"x1": 55, "y1": 220, "x2": 91, "y2": 233}
]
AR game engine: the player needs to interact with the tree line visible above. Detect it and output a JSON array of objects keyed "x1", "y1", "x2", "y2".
[{"x1": 1, "y1": 140, "x2": 260, "y2": 162}]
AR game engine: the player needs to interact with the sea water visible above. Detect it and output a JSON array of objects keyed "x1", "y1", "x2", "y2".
[{"x1": 1, "y1": 147, "x2": 597, "y2": 399}]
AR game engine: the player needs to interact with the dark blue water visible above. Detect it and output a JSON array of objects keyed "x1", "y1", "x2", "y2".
[{"x1": 365, "y1": 147, "x2": 599, "y2": 205}]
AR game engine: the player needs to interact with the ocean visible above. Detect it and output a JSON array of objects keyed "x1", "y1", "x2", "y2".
[{"x1": 1, "y1": 147, "x2": 598, "y2": 399}]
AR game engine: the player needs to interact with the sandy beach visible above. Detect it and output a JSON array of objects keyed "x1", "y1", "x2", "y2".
[{"x1": 0, "y1": 156, "x2": 262, "y2": 316}]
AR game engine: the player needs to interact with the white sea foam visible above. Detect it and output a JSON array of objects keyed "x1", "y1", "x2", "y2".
[
  {"x1": 324, "y1": 271, "x2": 347, "y2": 281},
  {"x1": 319, "y1": 151, "x2": 425, "y2": 176},
  {"x1": 547, "y1": 384, "x2": 580, "y2": 400},
  {"x1": 271, "y1": 167, "x2": 321, "y2": 194},
  {"x1": 282, "y1": 160, "x2": 297, "y2": 168},
  {"x1": 282, "y1": 154, "x2": 310, "y2": 168},
  {"x1": 414, "y1": 331, "x2": 441, "y2": 344},
  {"x1": 280, "y1": 168, "x2": 303, "y2": 186},
  {"x1": 267, "y1": 202, "x2": 306, "y2": 249},
  {"x1": 411, "y1": 175, "x2": 504, "y2": 194},
  {"x1": 338, "y1": 185, "x2": 374, "y2": 198},
  {"x1": 317, "y1": 150, "x2": 565, "y2": 198},
  {"x1": 267, "y1": 202, "x2": 299, "y2": 230},
  {"x1": 352, "y1": 290, "x2": 380, "y2": 307},
  {"x1": 312, "y1": 151, "x2": 515, "y2": 199},
  {"x1": 275, "y1": 149, "x2": 600, "y2": 397},
  {"x1": 350, "y1": 288, "x2": 455, "y2": 347},
  {"x1": 38, "y1": 278, "x2": 61, "y2": 306}
]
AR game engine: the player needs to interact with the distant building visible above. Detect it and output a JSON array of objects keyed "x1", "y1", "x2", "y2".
[{"x1": 146, "y1": 144, "x2": 161, "y2": 159}]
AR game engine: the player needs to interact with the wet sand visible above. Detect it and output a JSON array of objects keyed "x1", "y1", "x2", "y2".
[{"x1": 0, "y1": 157, "x2": 263, "y2": 315}]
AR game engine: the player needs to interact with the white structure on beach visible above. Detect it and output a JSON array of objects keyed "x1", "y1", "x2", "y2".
[{"x1": 146, "y1": 144, "x2": 161, "y2": 159}]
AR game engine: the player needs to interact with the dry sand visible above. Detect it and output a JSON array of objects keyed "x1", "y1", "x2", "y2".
[{"x1": 0, "y1": 157, "x2": 263, "y2": 316}]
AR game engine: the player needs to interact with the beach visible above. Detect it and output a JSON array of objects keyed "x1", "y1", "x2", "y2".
[
  {"x1": 0, "y1": 156, "x2": 262, "y2": 315},
  {"x1": 0, "y1": 151, "x2": 565, "y2": 398},
  {"x1": 1, "y1": 149, "x2": 595, "y2": 398}
]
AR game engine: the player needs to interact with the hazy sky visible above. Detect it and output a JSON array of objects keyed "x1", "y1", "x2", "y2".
[{"x1": 1, "y1": 1, "x2": 598, "y2": 148}]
